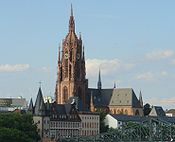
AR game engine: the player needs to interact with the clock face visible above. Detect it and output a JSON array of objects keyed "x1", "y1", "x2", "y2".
[
  {"x1": 76, "y1": 53, "x2": 80, "y2": 59},
  {"x1": 64, "y1": 53, "x2": 68, "y2": 59}
]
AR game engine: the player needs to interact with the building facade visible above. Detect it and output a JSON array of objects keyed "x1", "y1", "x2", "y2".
[
  {"x1": 54, "y1": 6, "x2": 143, "y2": 115},
  {"x1": 0, "y1": 97, "x2": 27, "y2": 112},
  {"x1": 55, "y1": 5, "x2": 88, "y2": 110},
  {"x1": 30, "y1": 87, "x2": 100, "y2": 141},
  {"x1": 79, "y1": 112, "x2": 100, "y2": 136}
]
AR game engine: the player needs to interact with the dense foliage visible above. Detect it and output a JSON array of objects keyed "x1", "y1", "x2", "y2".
[
  {"x1": 95, "y1": 108, "x2": 109, "y2": 133},
  {"x1": 0, "y1": 113, "x2": 40, "y2": 142}
]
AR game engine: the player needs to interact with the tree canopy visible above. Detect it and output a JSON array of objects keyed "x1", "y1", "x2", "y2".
[{"x1": 0, "y1": 112, "x2": 40, "y2": 142}]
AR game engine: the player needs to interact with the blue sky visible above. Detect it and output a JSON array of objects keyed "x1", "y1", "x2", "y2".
[{"x1": 0, "y1": 0, "x2": 175, "y2": 109}]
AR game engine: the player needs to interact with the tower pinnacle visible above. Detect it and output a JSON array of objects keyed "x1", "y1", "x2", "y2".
[
  {"x1": 139, "y1": 90, "x2": 143, "y2": 107},
  {"x1": 97, "y1": 68, "x2": 102, "y2": 90},
  {"x1": 69, "y1": 4, "x2": 75, "y2": 33},
  {"x1": 71, "y1": 3, "x2": 73, "y2": 16}
]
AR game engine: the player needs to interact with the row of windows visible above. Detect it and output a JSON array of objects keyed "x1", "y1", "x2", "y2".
[
  {"x1": 81, "y1": 130, "x2": 99, "y2": 136},
  {"x1": 50, "y1": 129, "x2": 79, "y2": 139},
  {"x1": 110, "y1": 109, "x2": 128, "y2": 115},
  {"x1": 50, "y1": 121, "x2": 80, "y2": 128},
  {"x1": 81, "y1": 116, "x2": 99, "y2": 120},
  {"x1": 82, "y1": 122, "x2": 99, "y2": 129},
  {"x1": 110, "y1": 109, "x2": 140, "y2": 115}
]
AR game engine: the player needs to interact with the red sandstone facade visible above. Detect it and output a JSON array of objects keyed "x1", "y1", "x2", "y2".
[{"x1": 55, "y1": 6, "x2": 88, "y2": 108}]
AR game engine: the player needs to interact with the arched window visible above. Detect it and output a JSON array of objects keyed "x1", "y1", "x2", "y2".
[
  {"x1": 63, "y1": 86, "x2": 68, "y2": 103},
  {"x1": 135, "y1": 110, "x2": 139, "y2": 115},
  {"x1": 64, "y1": 50, "x2": 68, "y2": 78},
  {"x1": 114, "y1": 109, "x2": 116, "y2": 114},
  {"x1": 125, "y1": 109, "x2": 128, "y2": 115}
]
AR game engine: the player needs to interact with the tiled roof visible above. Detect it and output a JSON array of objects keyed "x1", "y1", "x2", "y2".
[
  {"x1": 88, "y1": 88, "x2": 141, "y2": 108},
  {"x1": 110, "y1": 114, "x2": 147, "y2": 122},
  {"x1": 149, "y1": 106, "x2": 165, "y2": 117},
  {"x1": 34, "y1": 87, "x2": 46, "y2": 116}
]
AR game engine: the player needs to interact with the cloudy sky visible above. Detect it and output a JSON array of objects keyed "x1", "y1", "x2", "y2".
[{"x1": 0, "y1": 0, "x2": 175, "y2": 109}]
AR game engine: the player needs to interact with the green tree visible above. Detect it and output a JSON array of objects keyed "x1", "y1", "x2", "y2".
[
  {"x1": 0, "y1": 113, "x2": 40, "y2": 142},
  {"x1": 95, "y1": 108, "x2": 109, "y2": 133}
]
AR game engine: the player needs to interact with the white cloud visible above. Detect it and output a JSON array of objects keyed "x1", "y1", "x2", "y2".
[
  {"x1": 40, "y1": 67, "x2": 50, "y2": 73},
  {"x1": 160, "y1": 71, "x2": 168, "y2": 76},
  {"x1": 136, "y1": 72, "x2": 154, "y2": 81},
  {"x1": 86, "y1": 58, "x2": 134, "y2": 77},
  {"x1": 148, "y1": 97, "x2": 175, "y2": 106},
  {"x1": 146, "y1": 49, "x2": 174, "y2": 60},
  {"x1": 0, "y1": 64, "x2": 30, "y2": 72},
  {"x1": 136, "y1": 71, "x2": 168, "y2": 81},
  {"x1": 171, "y1": 59, "x2": 175, "y2": 65}
]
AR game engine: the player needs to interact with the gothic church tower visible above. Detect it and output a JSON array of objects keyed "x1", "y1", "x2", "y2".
[{"x1": 55, "y1": 5, "x2": 88, "y2": 108}]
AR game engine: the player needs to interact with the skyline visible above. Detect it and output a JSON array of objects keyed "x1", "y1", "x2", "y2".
[{"x1": 0, "y1": 1, "x2": 175, "y2": 109}]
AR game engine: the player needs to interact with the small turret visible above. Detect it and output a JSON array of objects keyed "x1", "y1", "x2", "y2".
[
  {"x1": 97, "y1": 68, "x2": 102, "y2": 90},
  {"x1": 139, "y1": 90, "x2": 143, "y2": 107},
  {"x1": 69, "y1": 4, "x2": 75, "y2": 33},
  {"x1": 28, "y1": 98, "x2": 34, "y2": 114},
  {"x1": 90, "y1": 91, "x2": 95, "y2": 112},
  {"x1": 34, "y1": 87, "x2": 46, "y2": 116}
]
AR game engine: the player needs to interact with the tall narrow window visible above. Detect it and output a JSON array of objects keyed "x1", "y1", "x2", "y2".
[{"x1": 63, "y1": 86, "x2": 68, "y2": 102}]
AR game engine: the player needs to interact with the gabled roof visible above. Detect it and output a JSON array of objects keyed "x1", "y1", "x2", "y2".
[
  {"x1": 109, "y1": 114, "x2": 147, "y2": 122},
  {"x1": 88, "y1": 88, "x2": 113, "y2": 107},
  {"x1": 28, "y1": 98, "x2": 34, "y2": 112},
  {"x1": 50, "y1": 102, "x2": 81, "y2": 122},
  {"x1": 149, "y1": 106, "x2": 165, "y2": 117},
  {"x1": 34, "y1": 87, "x2": 46, "y2": 116},
  {"x1": 109, "y1": 88, "x2": 141, "y2": 107},
  {"x1": 88, "y1": 88, "x2": 141, "y2": 108}
]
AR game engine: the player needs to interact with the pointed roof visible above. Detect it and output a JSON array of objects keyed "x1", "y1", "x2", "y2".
[
  {"x1": 64, "y1": 4, "x2": 78, "y2": 42},
  {"x1": 149, "y1": 106, "x2": 165, "y2": 117},
  {"x1": 68, "y1": 4, "x2": 75, "y2": 33},
  {"x1": 90, "y1": 91, "x2": 95, "y2": 112},
  {"x1": 34, "y1": 87, "x2": 45, "y2": 116},
  {"x1": 28, "y1": 98, "x2": 34, "y2": 112},
  {"x1": 109, "y1": 88, "x2": 142, "y2": 108},
  {"x1": 139, "y1": 91, "x2": 143, "y2": 107},
  {"x1": 97, "y1": 68, "x2": 102, "y2": 90}
]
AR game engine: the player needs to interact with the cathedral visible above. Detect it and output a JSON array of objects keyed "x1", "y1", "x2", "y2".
[{"x1": 55, "y1": 6, "x2": 143, "y2": 116}]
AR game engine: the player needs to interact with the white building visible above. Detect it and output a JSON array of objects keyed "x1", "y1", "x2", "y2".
[
  {"x1": 79, "y1": 112, "x2": 100, "y2": 136},
  {"x1": 105, "y1": 114, "x2": 145, "y2": 129}
]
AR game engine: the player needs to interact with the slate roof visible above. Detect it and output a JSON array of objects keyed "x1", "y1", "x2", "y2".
[
  {"x1": 34, "y1": 87, "x2": 46, "y2": 116},
  {"x1": 88, "y1": 88, "x2": 141, "y2": 108},
  {"x1": 28, "y1": 98, "x2": 34, "y2": 113},
  {"x1": 88, "y1": 88, "x2": 112, "y2": 107},
  {"x1": 149, "y1": 106, "x2": 165, "y2": 117},
  {"x1": 110, "y1": 114, "x2": 147, "y2": 122},
  {"x1": 166, "y1": 109, "x2": 175, "y2": 114}
]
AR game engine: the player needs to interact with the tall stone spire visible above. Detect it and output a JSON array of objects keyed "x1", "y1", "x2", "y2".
[
  {"x1": 55, "y1": 5, "x2": 88, "y2": 109},
  {"x1": 28, "y1": 98, "x2": 34, "y2": 114},
  {"x1": 58, "y1": 44, "x2": 61, "y2": 63},
  {"x1": 34, "y1": 87, "x2": 45, "y2": 116},
  {"x1": 69, "y1": 4, "x2": 75, "y2": 33},
  {"x1": 139, "y1": 90, "x2": 143, "y2": 107},
  {"x1": 97, "y1": 68, "x2": 102, "y2": 90}
]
